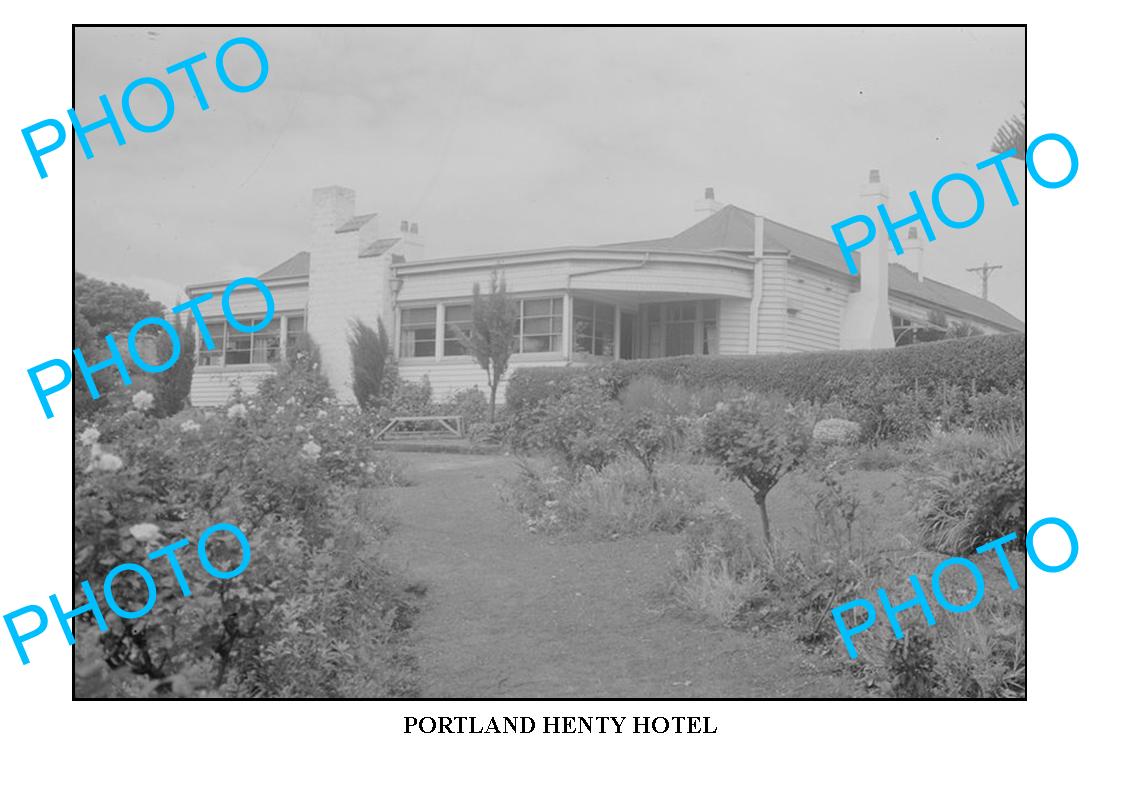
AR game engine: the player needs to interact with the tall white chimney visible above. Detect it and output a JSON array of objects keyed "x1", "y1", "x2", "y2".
[
  {"x1": 840, "y1": 169, "x2": 895, "y2": 349},
  {"x1": 901, "y1": 224, "x2": 924, "y2": 282},
  {"x1": 695, "y1": 186, "x2": 723, "y2": 216}
]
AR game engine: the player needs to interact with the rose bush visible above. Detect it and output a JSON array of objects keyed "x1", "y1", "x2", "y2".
[{"x1": 74, "y1": 354, "x2": 417, "y2": 697}]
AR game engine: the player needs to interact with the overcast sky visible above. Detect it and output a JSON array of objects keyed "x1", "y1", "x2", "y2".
[{"x1": 75, "y1": 26, "x2": 1025, "y2": 319}]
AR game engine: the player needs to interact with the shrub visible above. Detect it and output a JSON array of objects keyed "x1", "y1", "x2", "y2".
[
  {"x1": 153, "y1": 315, "x2": 195, "y2": 417},
  {"x1": 73, "y1": 352, "x2": 417, "y2": 698},
  {"x1": 348, "y1": 318, "x2": 393, "y2": 411},
  {"x1": 618, "y1": 376, "x2": 740, "y2": 418},
  {"x1": 617, "y1": 409, "x2": 683, "y2": 488},
  {"x1": 968, "y1": 387, "x2": 1026, "y2": 434},
  {"x1": 701, "y1": 394, "x2": 812, "y2": 549},
  {"x1": 502, "y1": 459, "x2": 705, "y2": 539},
  {"x1": 812, "y1": 418, "x2": 861, "y2": 446},
  {"x1": 527, "y1": 383, "x2": 622, "y2": 472},
  {"x1": 384, "y1": 375, "x2": 434, "y2": 416},
  {"x1": 911, "y1": 425, "x2": 1026, "y2": 555},
  {"x1": 668, "y1": 509, "x2": 766, "y2": 627},
  {"x1": 442, "y1": 386, "x2": 491, "y2": 428},
  {"x1": 506, "y1": 334, "x2": 1025, "y2": 442}
]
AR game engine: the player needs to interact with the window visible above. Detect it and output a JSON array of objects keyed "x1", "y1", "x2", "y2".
[
  {"x1": 285, "y1": 313, "x2": 305, "y2": 354},
  {"x1": 573, "y1": 298, "x2": 615, "y2": 357},
  {"x1": 702, "y1": 300, "x2": 719, "y2": 355},
  {"x1": 401, "y1": 306, "x2": 437, "y2": 358},
  {"x1": 518, "y1": 297, "x2": 563, "y2": 353},
  {"x1": 665, "y1": 301, "x2": 696, "y2": 357},
  {"x1": 195, "y1": 312, "x2": 305, "y2": 367},
  {"x1": 198, "y1": 325, "x2": 225, "y2": 366},
  {"x1": 251, "y1": 317, "x2": 282, "y2": 363},
  {"x1": 444, "y1": 304, "x2": 473, "y2": 356}
]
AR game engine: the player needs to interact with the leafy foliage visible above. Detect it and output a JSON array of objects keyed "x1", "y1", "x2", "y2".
[
  {"x1": 507, "y1": 334, "x2": 1025, "y2": 442},
  {"x1": 153, "y1": 314, "x2": 195, "y2": 417},
  {"x1": 74, "y1": 273, "x2": 167, "y2": 418},
  {"x1": 348, "y1": 318, "x2": 393, "y2": 411},
  {"x1": 74, "y1": 350, "x2": 416, "y2": 698},
  {"x1": 701, "y1": 394, "x2": 812, "y2": 549},
  {"x1": 911, "y1": 425, "x2": 1027, "y2": 555},
  {"x1": 458, "y1": 272, "x2": 519, "y2": 422},
  {"x1": 991, "y1": 100, "x2": 1026, "y2": 160}
]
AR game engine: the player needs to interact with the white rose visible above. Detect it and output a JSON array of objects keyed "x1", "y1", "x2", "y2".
[
  {"x1": 96, "y1": 453, "x2": 124, "y2": 472},
  {"x1": 301, "y1": 440, "x2": 322, "y2": 460},
  {"x1": 132, "y1": 391, "x2": 155, "y2": 412},
  {"x1": 78, "y1": 427, "x2": 100, "y2": 446},
  {"x1": 179, "y1": 420, "x2": 200, "y2": 432},
  {"x1": 227, "y1": 403, "x2": 248, "y2": 419},
  {"x1": 128, "y1": 523, "x2": 162, "y2": 543}
]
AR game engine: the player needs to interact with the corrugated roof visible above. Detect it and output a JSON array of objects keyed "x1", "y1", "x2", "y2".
[
  {"x1": 597, "y1": 204, "x2": 860, "y2": 274},
  {"x1": 360, "y1": 237, "x2": 402, "y2": 258},
  {"x1": 335, "y1": 213, "x2": 378, "y2": 233},
  {"x1": 598, "y1": 205, "x2": 1023, "y2": 330},
  {"x1": 257, "y1": 251, "x2": 310, "y2": 280},
  {"x1": 889, "y1": 263, "x2": 1024, "y2": 331}
]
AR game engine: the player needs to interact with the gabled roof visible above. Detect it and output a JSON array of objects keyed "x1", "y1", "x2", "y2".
[
  {"x1": 598, "y1": 204, "x2": 859, "y2": 275},
  {"x1": 257, "y1": 250, "x2": 310, "y2": 280},
  {"x1": 889, "y1": 263, "x2": 1024, "y2": 331}
]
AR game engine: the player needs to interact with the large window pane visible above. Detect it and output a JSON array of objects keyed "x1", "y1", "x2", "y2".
[
  {"x1": 519, "y1": 297, "x2": 562, "y2": 353},
  {"x1": 251, "y1": 317, "x2": 282, "y2": 364},
  {"x1": 285, "y1": 313, "x2": 305, "y2": 354},
  {"x1": 401, "y1": 307, "x2": 437, "y2": 358},
  {"x1": 198, "y1": 320, "x2": 226, "y2": 366},
  {"x1": 444, "y1": 304, "x2": 472, "y2": 356},
  {"x1": 225, "y1": 320, "x2": 255, "y2": 365},
  {"x1": 573, "y1": 298, "x2": 614, "y2": 357}
]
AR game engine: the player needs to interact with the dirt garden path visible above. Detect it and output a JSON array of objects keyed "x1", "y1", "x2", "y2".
[{"x1": 382, "y1": 452, "x2": 860, "y2": 698}]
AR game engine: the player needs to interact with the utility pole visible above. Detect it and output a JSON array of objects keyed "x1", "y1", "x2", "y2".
[{"x1": 966, "y1": 262, "x2": 1003, "y2": 301}]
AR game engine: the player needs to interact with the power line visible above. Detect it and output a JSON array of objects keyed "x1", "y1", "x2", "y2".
[{"x1": 966, "y1": 262, "x2": 1003, "y2": 301}]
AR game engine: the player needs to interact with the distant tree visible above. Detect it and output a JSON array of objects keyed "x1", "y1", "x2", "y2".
[
  {"x1": 456, "y1": 272, "x2": 519, "y2": 423},
  {"x1": 991, "y1": 100, "x2": 1026, "y2": 160},
  {"x1": 76, "y1": 273, "x2": 164, "y2": 340},
  {"x1": 153, "y1": 313, "x2": 195, "y2": 416},
  {"x1": 74, "y1": 273, "x2": 165, "y2": 417},
  {"x1": 348, "y1": 318, "x2": 393, "y2": 411}
]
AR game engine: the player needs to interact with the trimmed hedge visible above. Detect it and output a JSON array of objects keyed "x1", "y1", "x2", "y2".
[{"x1": 506, "y1": 333, "x2": 1026, "y2": 419}]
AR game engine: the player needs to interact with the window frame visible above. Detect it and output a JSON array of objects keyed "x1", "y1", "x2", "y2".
[
  {"x1": 399, "y1": 305, "x2": 438, "y2": 359},
  {"x1": 195, "y1": 311, "x2": 304, "y2": 369}
]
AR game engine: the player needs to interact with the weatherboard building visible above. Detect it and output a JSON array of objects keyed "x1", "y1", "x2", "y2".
[{"x1": 184, "y1": 173, "x2": 1025, "y2": 407}]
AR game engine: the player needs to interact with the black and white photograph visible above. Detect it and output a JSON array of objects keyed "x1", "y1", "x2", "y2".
[{"x1": 70, "y1": 25, "x2": 1026, "y2": 699}]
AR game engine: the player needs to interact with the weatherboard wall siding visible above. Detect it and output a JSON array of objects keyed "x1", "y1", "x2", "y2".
[
  {"x1": 398, "y1": 356, "x2": 571, "y2": 403},
  {"x1": 718, "y1": 298, "x2": 752, "y2": 355},
  {"x1": 781, "y1": 262, "x2": 848, "y2": 352},
  {"x1": 754, "y1": 259, "x2": 791, "y2": 354}
]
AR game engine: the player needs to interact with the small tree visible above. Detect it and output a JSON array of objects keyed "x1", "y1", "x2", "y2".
[
  {"x1": 348, "y1": 318, "x2": 392, "y2": 411},
  {"x1": 154, "y1": 313, "x2": 195, "y2": 417},
  {"x1": 618, "y1": 409, "x2": 681, "y2": 491},
  {"x1": 457, "y1": 272, "x2": 518, "y2": 422},
  {"x1": 702, "y1": 394, "x2": 811, "y2": 550}
]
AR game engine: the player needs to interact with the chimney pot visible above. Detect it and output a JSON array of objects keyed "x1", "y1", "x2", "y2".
[
  {"x1": 410, "y1": 222, "x2": 419, "y2": 234},
  {"x1": 908, "y1": 226, "x2": 918, "y2": 239},
  {"x1": 400, "y1": 220, "x2": 409, "y2": 232},
  {"x1": 869, "y1": 169, "x2": 881, "y2": 183},
  {"x1": 704, "y1": 187, "x2": 715, "y2": 200}
]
